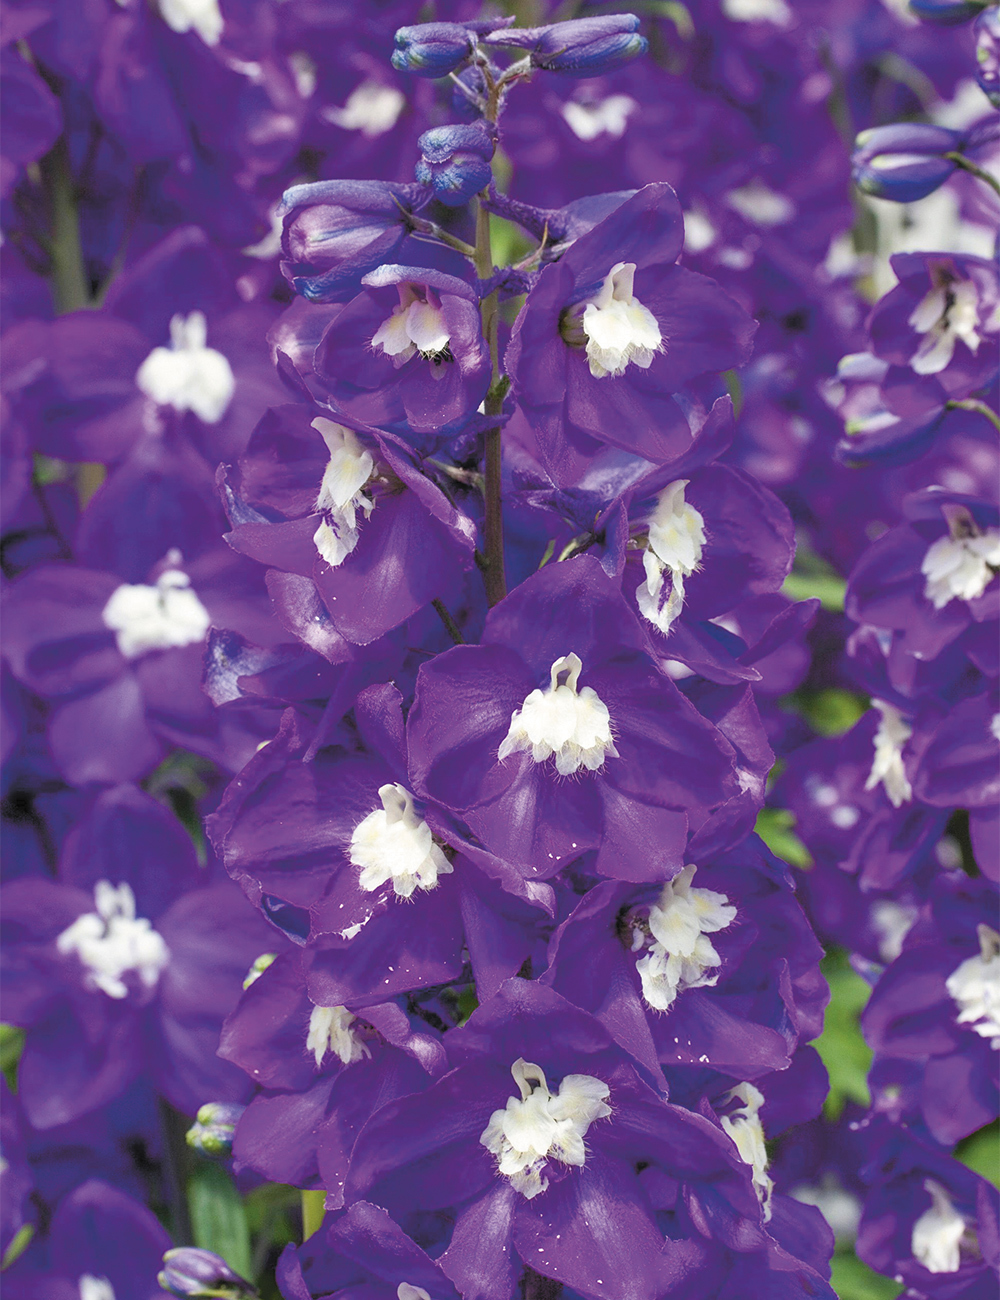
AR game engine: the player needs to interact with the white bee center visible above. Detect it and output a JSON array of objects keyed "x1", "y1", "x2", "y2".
[
  {"x1": 946, "y1": 924, "x2": 1000, "y2": 1050},
  {"x1": 561, "y1": 95, "x2": 637, "y2": 141},
  {"x1": 305, "y1": 1004, "x2": 371, "y2": 1069},
  {"x1": 720, "y1": 1082, "x2": 773, "y2": 1220},
  {"x1": 480, "y1": 1058, "x2": 611, "y2": 1200},
  {"x1": 101, "y1": 563, "x2": 211, "y2": 660},
  {"x1": 56, "y1": 882, "x2": 170, "y2": 1001},
  {"x1": 371, "y1": 284, "x2": 452, "y2": 371},
  {"x1": 349, "y1": 784, "x2": 453, "y2": 899},
  {"x1": 870, "y1": 899, "x2": 917, "y2": 964},
  {"x1": 397, "y1": 1288, "x2": 432, "y2": 1300},
  {"x1": 911, "y1": 1180, "x2": 969, "y2": 1273},
  {"x1": 157, "y1": 0, "x2": 223, "y2": 44},
  {"x1": 723, "y1": 0, "x2": 793, "y2": 24},
  {"x1": 725, "y1": 180, "x2": 796, "y2": 226},
  {"x1": 632, "y1": 864, "x2": 737, "y2": 1012},
  {"x1": 498, "y1": 653, "x2": 618, "y2": 777},
  {"x1": 79, "y1": 1278, "x2": 116, "y2": 1300},
  {"x1": 636, "y1": 480, "x2": 707, "y2": 636},
  {"x1": 322, "y1": 81, "x2": 406, "y2": 137},
  {"x1": 135, "y1": 312, "x2": 235, "y2": 422},
  {"x1": 907, "y1": 276, "x2": 997, "y2": 375},
  {"x1": 580, "y1": 261, "x2": 663, "y2": 379},
  {"x1": 311, "y1": 416, "x2": 375, "y2": 568},
  {"x1": 921, "y1": 528, "x2": 1000, "y2": 609},
  {"x1": 864, "y1": 700, "x2": 913, "y2": 808}
]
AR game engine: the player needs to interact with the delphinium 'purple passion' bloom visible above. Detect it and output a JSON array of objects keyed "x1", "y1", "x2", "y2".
[
  {"x1": 408, "y1": 555, "x2": 741, "y2": 879},
  {"x1": 507, "y1": 184, "x2": 756, "y2": 464}
]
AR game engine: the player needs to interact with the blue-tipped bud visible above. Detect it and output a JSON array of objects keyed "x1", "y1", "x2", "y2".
[
  {"x1": 185, "y1": 1102, "x2": 245, "y2": 1158},
  {"x1": 414, "y1": 121, "x2": 497, "y2": 207},
  {"x1": 908, "y1": 0, "x2": 990, "y2": 25},
  {"x1": 158, "y1": 1247, "x2": 257, "y2": 1298},
  {"x1": 852, "y1": 122, "x2": 963, "y2": 202},
  {"x1": 484, "y1": 15, "x2": 647, "y2": 77},
  {"x1": 392, "y1": 22, "x2": 476, "y2": 77},
  {"x1": 975, "y1": 8, "x2": 1000, "y2": 107}
]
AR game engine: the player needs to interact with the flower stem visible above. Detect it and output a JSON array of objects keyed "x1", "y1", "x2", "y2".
[
  {"x1": 944, "y1": 152, "x2": 1000, "y2": 198},
  {"x1": 301, "y1": 1189, "x2": 326, "y2": 1240},
  {"x1": 946, "y1": 397, "x2": 1000, "y2": 434},
  {"x1": 475, "y1": 195, "x2": 507, "y2": 607},
  {"x1": 40, "y1": 137, "x2": 90, "y2": 314}
]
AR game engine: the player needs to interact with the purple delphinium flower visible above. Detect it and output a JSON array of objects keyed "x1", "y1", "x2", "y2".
[
  {"x1": 407, "y1": 555, "x2": 741, "y2": 880},
  {"x1": 506, "y1": 184, "x2": 756, "y2": 464}
]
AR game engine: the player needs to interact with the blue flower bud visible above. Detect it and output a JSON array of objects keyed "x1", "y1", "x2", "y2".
[
  {"x1": 908, "y1": 0, "x2": 990, "y2": 25},
  {"x1": 185, "y1": 1102, "x2": 245, "y2": 1157},
  {"x1": 391, "y1": 23, "x2": 476, "y2": 77},
  {"x1": 158, "y1": 1247, "x2": 257, "y2": 1298},
  {"x1": 852, "y1": 123, "x2": 963, "y2": 202},
  {"x1": 484, "y1": 15, "x2": 647, "y2": 77},
  {"x1": 975, "y1": 7, "x2": 1000, "y2": 107},
  {"x1": 414, "y1": 121, "x2": 497, "y2": 207}
]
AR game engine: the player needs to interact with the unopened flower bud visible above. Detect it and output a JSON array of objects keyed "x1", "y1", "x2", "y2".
[
  {"x1": 391, "y1": 22, "x2": 476, "y2": 76},
  {"x1": 485, "y1": 15, "x2": 647, "y2": 77},
  {"x1": 158, "y1": 1247, "x2": 257, "y2": 1298},
  {"x1": 852, "y1": 122, "x2": 963, "y2": 202},
  {"x1": 185, "y1": 1102, "x2": 245, "y2": 1158},
  {"x1": 908, "y1": 0, "x2": 990, "y2": 25},
  {"x1": 414, "y1": 121, "x2": 496, "y2": 207},
  {"x1": 975, "y1": 8, "x2": 1000, "y2": 107}
]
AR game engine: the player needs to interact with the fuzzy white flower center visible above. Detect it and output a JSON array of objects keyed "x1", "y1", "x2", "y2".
[
  {"x1": 305, "y1": 1004, "x2": 371, "y2": 1069},
  {"x1": 397, "y1": 1288, "x2": 431, "y2": 1300},
  {"x1": 723, "y1": 0, "x2": 792, "y2": 24},
  {"x1": 480, "y1": 1058, "x2": 611, "y2": 1200},
  {"x1": 56, "y1": 882, "x2": 170, "y2": 1001},
  {"x1": 322, "y1": 81, "x2": 406, "y2": 136},
  {"x1": 135, "y1": 312, "x2": 234, "y2": 422},
  {"x1": 946, "y1": 924, "x2": 1000, "y2": 1050},
  {"x1": 498, "y1": 653, "x2": 618, "y2": 777},
  {"x1": 907, "y1": 276, "x2": 997, "y2": 375},
  {"x1": 720, "y1": 1082, "x2": 773, "y2": 1220},
  {"x1": 864, "y1": 700, "x2": 913, "y2": 808},
  {"x1": 632, "y1": 864, "x2": 737, "y2": 1012},
  {"x1": 561, "y1": 95, "x2": 637, "y2": 141},
  {"x1": 157, "y1": 0, "x2": 223, "y2": 44},
  {"x1": 311, "y1": 416, "x2": 375, "y2": 568},
  {"x1": 911, "y1": 1180, "x2": 969, "y2": 1273},
  {"x1": 371, "y1": 284, "x2": 452, "y2": 373},
  {"x1": 870, "y1": 899, "x2": 918, "y2": 963},
  {"x1": 725, "y1": 180, "x2": 796, "y2": 226},
  {"x1": 580, "y1": 261, "x2": 662, "y2": 379},
  {"x1": 102, "y1": 563, "x2": 211, "y2": 660},
  {"x1": 636, "y1": 480, "x2": 707, "y2": 636},
  {"x1": 921, "y1": 527, "x2": 1000, "y2": 610},
  {"x1": 349, "y1": 784, "x2": 453, "y2": 899},
  {"x1": 79, "y1": 1278, "x2": 116, "y2": 1300}
]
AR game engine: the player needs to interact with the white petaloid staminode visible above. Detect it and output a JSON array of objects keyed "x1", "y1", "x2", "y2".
[
  {"x1": 946, "y1": 924, "x2": 1000, "y2": 1050},
  {"x1": 632, "y1": 864, "x2": 737, "y2": 1012},
  {"x1": 636, "y1": 480, "x2": 707, "y2": 636},
  {"x1": 579, "y1": 261, "x2": 662, "y2": 379},
  {"x1": 135, "y1": 312, "x2": 235, "y2": 422},
  {"x1": 322, "y1": 81, "x2": 406, "y2": 136},
  {"x1": 157, "y1": 0, "x2": 222, "y2": 44},
  {"x1": 349, "y1": 784, "x2": 453, "y2": 899},
  {"x1": 907, "y1": 274, "x2": 999, "y2": 375},
  {"x1": 56, "y1": 882, "x2": 170, "y2": 1000},
  {"x1": 480, "y1": 1058, "x2": 611, "y2": 1200},
  {"x1": 561, "y1": 94, "x2": 637, "y2": 141},
  {"x1": 911, "y1": 1180, "x2": 968, "y2": 1273},
  {"x1": 723, "y1": 0, "x2": 793, "y2": 25},
  {"x1": 498, "y1": 653, "x2": 618, "y2": 777},
  {"x1": 864, "y1": 700, "x2": 913, "y2": 808},
  {"x1": 311, "y1": 416, "x2": 375, "y2": 568},
  {"x1": 305, "y1": 1004, "x2": 370, "y2": 1069},
  {"x1": 79, "y1": 1277, "x2": 116, "y2": 1300},
  {"x1": 371, "y1": 284, "x2": 452, "y2": 370},
  {"x1": 921, "y1": 523, "x2": 1000, "y2": 610},
  {"x1": 720, "y1": 1082, "x2": 773, "y2": 1220},
  {"x1": 102, "y1": 563, "x2": 211, "y2": 660},
  {"x1": 725, "y1": 180, "x2": 796, "y2": 227},
  {"x1": 397, "y1": 1287, "x2": 432, "y2": 1300}
]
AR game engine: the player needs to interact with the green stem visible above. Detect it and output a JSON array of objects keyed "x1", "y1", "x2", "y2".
[
  {"x1": 432, "y1": 598, "x2": 464, "y2": 644},
  {"x1": 159, "y1": 1098, "x2": 194, "y2": 1244},
  {"x1": 946, "y1": 398, "x2": 1000, "y2": 434},
  {"x1": 301, "y1": 1189, "x2": 326, "y2": 1241},
  {"x1": 944, "y1": 152, "x2": 1000, "y2": 198},
  {"x1": 40, "y1": 138, "x2": 90, "y2": 314}
]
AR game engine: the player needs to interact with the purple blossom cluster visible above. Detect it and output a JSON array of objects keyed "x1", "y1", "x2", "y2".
[{"x1": 0, "y1": 2, "x2": 997, "y2": 1299}]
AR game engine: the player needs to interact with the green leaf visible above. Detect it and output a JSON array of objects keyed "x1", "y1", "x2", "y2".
[
  {"x1": 787, "y1": 689, "x2": 869, "y2": 738},
  {"x1": 488, "y1": 213, "x2": 532, "y2": 269},
  {"x1": 187, "y1": 1162, "x2": 253, "y2": 1282},
  {"x1": 811, "y1": 950, "x2": 873, "y2": 1120},
  {"x1": 1, "y1": 1223, "x2": 34, "y2": 1271},
  {"x1": 830, "y1": 1251, "x2": 902, "y2": 1300},
  {"x1": 956, "y1": 1121, "x2": 1000, "y2": 1188},
  {"x1": 242, "y1": 1183, "x2": 298, "y2": 1253},
  {"x1": 782, "y1": 571, "x2": 847, "y2": 611},
  {"x1": 0, "y1": 1025, "x2": 25, "y2": 1091},
  {"x1": 756, "y1": 808, "x2": 813, "y2": 869}
]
